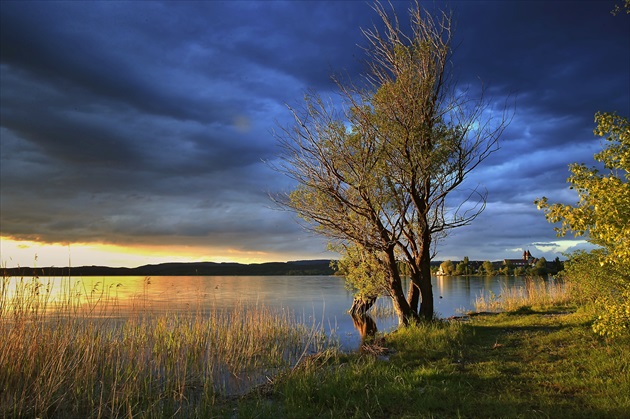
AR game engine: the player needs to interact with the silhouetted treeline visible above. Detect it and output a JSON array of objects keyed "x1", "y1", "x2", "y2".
[{"x1": 3, "y1": 260, "x2": 335, "y2": 277}]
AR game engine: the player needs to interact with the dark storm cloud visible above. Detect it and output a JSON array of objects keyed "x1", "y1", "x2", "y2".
[
  {"x1": 437, "y1": 0, "x2": 628, "y2": 261},
  {"x1": 454, "y1": 2, "x2": 628, "y2": 110},
  {"x1": 1, "y1": 1, "x2": 628, "y2": 265}
]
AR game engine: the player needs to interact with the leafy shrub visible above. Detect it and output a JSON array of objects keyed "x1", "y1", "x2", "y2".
[
  {"x1": 592, "y1": 289, "x2": 630, "y2": 338},
  {"x1": 563, "y1": 249, "x2": 630, "y2": 337}
]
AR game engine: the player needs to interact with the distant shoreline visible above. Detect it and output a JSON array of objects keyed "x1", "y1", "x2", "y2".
[{"x1": 3, "y1": 259, "x2": 336, "y2": 277}]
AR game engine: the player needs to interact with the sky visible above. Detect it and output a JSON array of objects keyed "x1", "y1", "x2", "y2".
[{"x1": 1, "y1": 1, "x2": 629, "y2": 268}]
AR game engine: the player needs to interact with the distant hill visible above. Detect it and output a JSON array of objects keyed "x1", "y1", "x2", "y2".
[{"x1": 3, "y1": 260, "x2": 336, "y2": 277}]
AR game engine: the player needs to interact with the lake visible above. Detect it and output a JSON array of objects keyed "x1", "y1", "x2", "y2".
[{"x1": 5, "y1": 275, "x2": 534, "y2": 350}]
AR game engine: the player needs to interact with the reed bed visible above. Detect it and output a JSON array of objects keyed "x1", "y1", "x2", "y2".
[
  {"x1": 0, "y1": 275, "x2": 333, "y2": 418},
  {"x1": 473, "y1": 277, "x2": 572, "y2": 313}
]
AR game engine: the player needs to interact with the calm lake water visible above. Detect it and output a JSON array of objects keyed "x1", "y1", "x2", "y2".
[{"x1": 7, "y1": 275, "x2": 534, "y2": 350}]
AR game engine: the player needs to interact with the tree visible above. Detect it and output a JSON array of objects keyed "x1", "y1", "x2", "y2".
[
  {"x1": 513, "y1": 266, "x2": 526, "y2": 276},
  {"x1": 480, "y1": 261, "x2": 495, "y2": 276},
  {"x1": 334, "y1": 243, "x2": 388, "y2": 316},
  {"x1": 275, "y1": 1, "x2": 509, "y2": 323},
  {"x1": 532, "y1": 257, "x2": 548, "y2": 276},
  {"x1": 455, "y1": 256, "x2": 470, "y2": 275},
  {"x1": 439, "y1": 260, "x2": 455, "y2": 275},
  {"x1": 498, "y1": 262, "x2": 511, "y2": 276},
  {"x1": 612, "y1": 0, "x2": 630, "y2": 16},
  {"x1": 536, "y1": 112, "x2": 629, "y2": 337},
  {"x1": 553, "y1": 257, "x2": 564, "y2": 274},
  {"x1": 455, "y1": 261, "x2": 466, "y2": 275},
  {"x1": 536, "y1": 113, "x2": 629, "y2": 267}
]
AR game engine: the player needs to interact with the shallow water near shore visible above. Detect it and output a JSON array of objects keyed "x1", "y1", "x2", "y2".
[{"x1": 3, "y1": 274, "x2": 536, "y2": 350}]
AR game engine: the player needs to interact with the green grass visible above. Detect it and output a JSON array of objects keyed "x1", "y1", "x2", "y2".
[{"x1": 234, "y1": 307, "x2": 630, "y2": 418}]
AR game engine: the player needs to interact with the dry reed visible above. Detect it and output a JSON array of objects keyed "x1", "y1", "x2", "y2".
[
  {"x1": 0, "y1": 275, "x2": 333, "y2": 418},
  {"x1": 473, "y1": 277, "x2": 572, "y2": 313}
]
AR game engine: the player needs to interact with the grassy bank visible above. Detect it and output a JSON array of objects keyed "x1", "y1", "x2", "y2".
[
  {"x1": 233, "y1": 307, "x2": 629, "y2": 418},
  {"x1": 232, "y1": 302, "x2": 630, "y2": 418}
]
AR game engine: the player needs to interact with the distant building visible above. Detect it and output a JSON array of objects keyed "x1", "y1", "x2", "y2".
[{"x1": 503, "y1": 250, "x2": 537, "y2": 268}]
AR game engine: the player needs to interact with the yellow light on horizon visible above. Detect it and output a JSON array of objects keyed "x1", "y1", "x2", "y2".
[{"x1": 0, "y1": 236, "x2": 292, "y2": 268}]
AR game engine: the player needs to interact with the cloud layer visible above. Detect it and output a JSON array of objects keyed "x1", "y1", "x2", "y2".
[{"x1": 1, "y1": 1, "x2": 628, "y2": 266}]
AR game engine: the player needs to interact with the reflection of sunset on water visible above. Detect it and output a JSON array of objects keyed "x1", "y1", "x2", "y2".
[
  {"x1": 2, "y1": 274, "x2": 540, "y2": 349},
  {"x1": 3, "y1": 275, "x2": 538, "y2": 319},
  {"x1": 2, "y1": 276, "x2": 290, "y2": 316},
  {"x1": 2, "y1": 276, "x2": 135, "y2": 314},
  {"x1": 1, "y1": 276, "x2": 184, "y2": 315}
]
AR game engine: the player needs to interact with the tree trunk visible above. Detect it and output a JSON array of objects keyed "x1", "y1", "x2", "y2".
[
  {"x1": 417, "y1": 240, "x2": 434, "y2": 320},
  {"x1": 349, "y1": 295, "x2": 377, "y2": 317},
  {"x1": 418, "y1": 272, "x2": 434, "y2": 319},
  {"x1": 385, "y1": 247, "x2": 418, "y2": 325},
  {"x1": 407, "y1": 281, "x2": 420, "y2": 313}
]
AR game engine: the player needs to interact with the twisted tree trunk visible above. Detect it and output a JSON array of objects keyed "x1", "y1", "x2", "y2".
[{"x1": 349, "y1": 295, "x2": 377, "y2": 317}]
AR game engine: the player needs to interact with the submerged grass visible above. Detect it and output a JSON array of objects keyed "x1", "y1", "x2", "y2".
[{"x1": 0, "y1": 275, "x2": 333, "y2": 418}]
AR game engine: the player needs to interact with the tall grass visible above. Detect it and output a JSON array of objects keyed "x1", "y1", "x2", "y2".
[
  {"x1": 0, "y1": 275, "x2": 333, "y2": 418},
  {"x1": 473, "y1": 277, "x2": 573, "y2": 313}
]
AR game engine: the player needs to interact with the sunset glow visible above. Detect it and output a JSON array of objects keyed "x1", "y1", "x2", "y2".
[{"x1": 0, "y1": 237, "x2": 293, "y2": 269}]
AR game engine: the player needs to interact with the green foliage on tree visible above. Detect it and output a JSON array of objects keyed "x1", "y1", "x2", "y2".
[
  {"x1": 513, "y1": 266, "x2": 526, "y2": 276},
  {"x1": 612, "y1": 0, "x2": 630, "y2": 16},
  {"x1": 439, "y1": 260, "x2": 455, "y2": 275},
  {"x1": 532, "y1": 257, "x2": 548, "y2": 276},
  {"x1": 536, "y1": 113, "x2": 630, "y2": 267},
  {"x1": 455, "y1": 262, "x2": 466, "y2": 275},
  {"x1": 536, "y1": 112, "x2": 630, "y2": 337},
  {"x1": 479, "y1": 261, "x2": 495, "y2": 276},
  {"x1": 454, "y1": 256, "x2": 470, "y2": 275},
  {"x1": 562, "y1": 250, "x2": 630, "y2": 338},
  {"x1": 498, "y1": 263, "x2": 511, "y2": 276},
  {"x1": 334, "y1": 244, "x2": 389, "y2": 300}
]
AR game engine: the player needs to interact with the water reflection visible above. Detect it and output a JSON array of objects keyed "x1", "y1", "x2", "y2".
[
  {"x1": 3, "y1": 275, "x2": 537, "y2": 350},
  {"x1": 351, "y1": 313, "x2": 378, "y2": 349}
]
